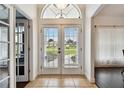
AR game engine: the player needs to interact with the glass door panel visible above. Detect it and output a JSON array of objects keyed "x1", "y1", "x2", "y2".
[
  {"x1": 0, "y1": 4, "x2": 10, "y2": 88},
  {"x1": 0, "y1": 60, "x2": 9, "y2": 81},
  {"x1": 64, "y1": 27, "x2": 79, "y2": 67},
  {"x1": 44, "y1": 27, "x2": 59, "y2": 68},
  {"x1": 62, "y1": 25, "x2": 81, "y2": 74},
  {"x1": 16, "y1": 19, "x2": 28, "y2": 82},
  {"x1": 42, "y1": 26, "x2": 61, "y2": 74}
]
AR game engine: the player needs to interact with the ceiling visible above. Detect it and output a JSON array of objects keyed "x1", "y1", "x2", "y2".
[
  {"x1": 16, "y1": 10, "x2": 27, "y2": 18},
  {"x1": 96, "y1": 4, "x2": 124, "y2": 17},
  {"x1": 0, "y1": 10, "x2": 26, "y2": 19}
]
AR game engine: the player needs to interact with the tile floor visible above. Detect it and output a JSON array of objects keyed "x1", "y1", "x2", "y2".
[{"x1": 25, "y1": 75, "x2": 97, "y2": 88}]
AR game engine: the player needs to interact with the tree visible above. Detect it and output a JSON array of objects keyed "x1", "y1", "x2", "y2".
[
  {"x1": 48, "y1": 39, "x2": 54, "y2": 42},
  {"x1": 66, "y1": 39, "x2": 74, "y2": 47},
  {"x1": 66, "y1": 39, "x2": 73, "y2": 44},
  {"x1": 48, "y1": 39, "x2": 54, "y2": 47}
]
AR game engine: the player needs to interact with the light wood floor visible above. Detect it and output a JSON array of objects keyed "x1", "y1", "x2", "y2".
[{"x1": 25, "y1": 75, "x2": 97, "y2": 88}]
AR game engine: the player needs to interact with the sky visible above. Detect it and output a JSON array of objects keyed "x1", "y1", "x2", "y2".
[{"x1": 44, "y1": 27, "x2": 78, "y2": 42}]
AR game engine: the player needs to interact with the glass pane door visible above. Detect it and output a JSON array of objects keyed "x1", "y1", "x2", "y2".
[
  {"x1": 0, "y1": 24, "x2": 9, "y2": 88},
  {"x1": 16, "y1": 19, "x2": 28, "y2": 82},
  {"x1": 62, "y1": 25, "x2": 81, "y2": 74},
  {"x1": 42, "y1": 26, "x2": 61, "y2": 74},
  {"x1": 0, "y1": 4, "x2": 10, "y2": 88}
]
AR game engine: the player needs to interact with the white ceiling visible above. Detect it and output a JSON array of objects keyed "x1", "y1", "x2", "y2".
[
  {"x1": 16, "y1": 11, "x2": 25, "y2": 18},
  {"x1": 96, "y1": 4, "x2": 124, "y2": 17},
  {"x1": 0, "y1": 10, "x2": 25, "y2": 19}
]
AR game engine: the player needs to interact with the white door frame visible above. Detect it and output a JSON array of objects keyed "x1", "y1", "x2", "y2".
[{"x1": 39, "y1": 19, "x2": 83, "y2": 75}]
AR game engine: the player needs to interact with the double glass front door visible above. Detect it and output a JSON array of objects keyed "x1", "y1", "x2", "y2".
[{"x1": 41, "y1": 25, "x2": 82, "y2": 74}]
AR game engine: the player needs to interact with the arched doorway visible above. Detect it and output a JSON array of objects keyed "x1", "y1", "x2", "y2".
[{"x1": 39, "y1": 4, "x2": 83, "y2": 74}]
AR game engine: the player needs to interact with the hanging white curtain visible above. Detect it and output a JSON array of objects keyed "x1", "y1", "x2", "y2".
[
  {"x1": 95, "y1": 26, "x2": 124, "y2": 66},
  {"x1": 114, "y1": 27, "x2": 124, "y2": 58}
]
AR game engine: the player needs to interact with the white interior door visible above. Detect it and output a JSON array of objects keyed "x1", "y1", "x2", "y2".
[
  {"x1": 16, "y1": 19, "x2": 29, "y2": 82},
  {"x1": 41, "y1": 25, "x2": 81, "y2": 74}
]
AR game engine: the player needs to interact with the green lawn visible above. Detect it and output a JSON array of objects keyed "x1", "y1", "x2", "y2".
[{"x1": 46, "y1": 46, "x2": 76, "y2": 56}]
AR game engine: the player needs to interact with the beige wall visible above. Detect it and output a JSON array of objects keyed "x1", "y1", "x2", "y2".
[{"x1": 94, "y1": 17, "x2": 124, "y2": 25}]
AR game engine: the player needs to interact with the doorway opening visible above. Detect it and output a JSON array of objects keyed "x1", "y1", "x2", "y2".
[{"x1": 15, "y1": 10, "x2": 30, "y2": 88}]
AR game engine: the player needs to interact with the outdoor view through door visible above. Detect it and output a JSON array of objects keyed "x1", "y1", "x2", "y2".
[
  {"x1": 64, "y1": 27, "x2": 79, "y2": 68},
  {"x1": 44, "y1": 27, "x2": 59, "y2": 68},
  {"x1": 44, "y1": 27, "x2": 79, "y2": 68}
]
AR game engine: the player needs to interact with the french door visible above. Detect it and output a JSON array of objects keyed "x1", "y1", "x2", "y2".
[
  {"x1": 15, "y1": 19, "x2": 29, "y2": 82},
  {"x1": 41, "y1": 25, "x2": 82, "y2": 74}
]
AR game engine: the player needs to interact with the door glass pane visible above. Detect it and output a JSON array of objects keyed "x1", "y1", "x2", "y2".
[
  {"x1": 19, "y1": 55, "x2": 24, "y2": 65},
  {"x1": 18, "y1": 33, "x2": 24, "y2": 43},
  {"x1": 43, "y1": 27, "x2": 58, "y2": 68},
  {"x1": 0, "y1": 5, "x2": 9, "y2": 88},
  {"x1": 18, "y1": 23, "x2": 24, "y2": 33},
  {"x1": 19, "y1": 66, "x2": 24, "y2": 75},
  {"x1": 0, "y1": 78, "x2": 9, "y2": 88},
  {"x1": 18, "y1": 44, "x2": 24, "y2": 55},
  {"x1": 0, "y1": 4, "x2": 9, "y2": 23},
  {"x1": 0, "y1": 43, "x2": 9, "y2": 60},
  {"x1": 16, "y1": 23, "x2": 25, "y2": 76},
  {"x1": 0, "y1": 24, "x2": 8, "y2": 42},
  {"x1": 0, "y1": 61, "x2": 9, "y2": 80},
  {"x1": 64, "y1": 27, "x2": 79, "y2": 67}
]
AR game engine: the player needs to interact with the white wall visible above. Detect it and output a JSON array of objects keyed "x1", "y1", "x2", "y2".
[
  {"x1": 15, "y1": 4, "x2": 38, "y2": 80},
  {"x1": 84, "y1": 4, "x2": 101, "y2": 82},
  {"x1": 9, "y1": 5, "x2": 16, "y2": 88},
  {"x1": 79, "y1": 5, "x2": 85, "y2": 74}
]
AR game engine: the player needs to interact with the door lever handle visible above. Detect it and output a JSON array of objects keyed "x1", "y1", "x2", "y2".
[{"x1": 58, "y1": 51, "x2": 61, "y2": 53}]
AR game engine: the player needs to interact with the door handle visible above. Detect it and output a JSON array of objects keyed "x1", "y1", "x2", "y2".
[
  {"x1": 58, "y1": 51, "x2": 61, "y2": 54},
  {"x1": 58, "y1": 48, "x2": 61, "y2": 54}
]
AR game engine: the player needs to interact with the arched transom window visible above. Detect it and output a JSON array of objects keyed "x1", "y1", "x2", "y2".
[{"x1": 41, "y1": 4, "x2": 81, "y2": 19}]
